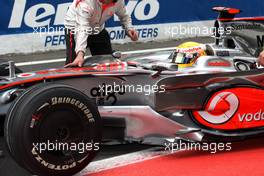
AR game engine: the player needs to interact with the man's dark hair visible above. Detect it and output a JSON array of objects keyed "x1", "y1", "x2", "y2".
[{"x1": 113, "y1": 0, "x2": 118, "y2": 2}]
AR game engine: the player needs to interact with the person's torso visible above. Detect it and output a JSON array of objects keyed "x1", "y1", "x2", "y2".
[{"x1": 64, "y1": 0, "x2": 120, "y2": 33}]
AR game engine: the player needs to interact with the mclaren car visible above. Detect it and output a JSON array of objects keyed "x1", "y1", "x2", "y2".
[{"x1": 0, "y1": 6, "x2": 263, "y2": 176}]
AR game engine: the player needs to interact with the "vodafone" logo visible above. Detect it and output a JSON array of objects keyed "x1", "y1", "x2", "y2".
[{"x1": 198, "y1": 92, "x2": 239, "y2": 124}]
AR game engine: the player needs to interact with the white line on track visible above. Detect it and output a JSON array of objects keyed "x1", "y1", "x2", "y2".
[
  {"x1": 76, "y1": 147, "x2": 175, "y2": 175},
  {"x1": 15, "y1": 47, "x2": 175, "y2": 67}
]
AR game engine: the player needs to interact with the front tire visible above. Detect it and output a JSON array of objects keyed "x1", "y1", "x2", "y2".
[{"x1": 4, "y1": 83, "x2": 102, "y2": 176}]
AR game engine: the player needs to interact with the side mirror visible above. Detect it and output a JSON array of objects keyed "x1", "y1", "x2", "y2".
[
  {"x1": 0, "y1": 61, "x2": 17, "y2": 78},
  {"x1": 112, "y1": 51, "x2": 122, "y2": 59},
  {"x1": 152, "y1": 62, "x2": 178, "y2": 72},
  {"x1": 233, "y1": 58, "x2": 257, "y2": 71},
  {"x1": 151, "y1": 63, "x2": 178, "y2": 78}
]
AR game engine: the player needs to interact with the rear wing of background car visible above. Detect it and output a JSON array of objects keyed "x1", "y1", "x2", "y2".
[
  {"x1": 212, "y1": 6, "x2": 264, "y2": 57},
  {"x1": 212, "y1": 7, "x2": 241, "y2": 20},
  {"x1": 212, "y1": 7, "x2": 241, "y2": 46}
]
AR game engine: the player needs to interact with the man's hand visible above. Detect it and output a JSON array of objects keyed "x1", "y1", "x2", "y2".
[
  {"x1": 257, "y1": 50, "x2": 264, "y2": 67},
  {"x1": 64, "y1": 51, "x2": 85, "y2": 68},
  {"x1": 127, "y1": 29, "x2": 138, "y2": 41}
]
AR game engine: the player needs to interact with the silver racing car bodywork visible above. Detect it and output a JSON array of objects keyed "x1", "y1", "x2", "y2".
[
  {"x1": 0, "y1": 6, "x2": 264, "y2": 176},
  {"x1": 0, "y1": 6, "x2": 263, "y2": 145}
]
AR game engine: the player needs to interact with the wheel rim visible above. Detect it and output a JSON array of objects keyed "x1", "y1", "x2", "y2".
[{"x1": 29, "y1": 104, "x2": 94, "y2": 167}]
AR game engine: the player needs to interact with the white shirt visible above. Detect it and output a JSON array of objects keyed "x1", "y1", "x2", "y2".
[{"x1": 64, "y1": 0, "x2": 133, "y2": 53}]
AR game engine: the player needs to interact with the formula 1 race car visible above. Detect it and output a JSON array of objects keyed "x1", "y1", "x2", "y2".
[{"x1": 0, "y1": 7, "x2": 264, "y2": 176}]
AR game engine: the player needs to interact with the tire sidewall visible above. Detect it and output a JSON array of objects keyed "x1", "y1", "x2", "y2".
[{"x1": 5, "y1": 84, "x2": 102, "y2": 176}]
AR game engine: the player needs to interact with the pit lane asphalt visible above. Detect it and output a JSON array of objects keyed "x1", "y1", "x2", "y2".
[{"x1": 0, "y1": 37, "x2": 213, "y2": 175}]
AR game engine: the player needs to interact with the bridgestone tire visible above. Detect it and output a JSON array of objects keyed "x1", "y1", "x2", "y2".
[{"x1": 4, "y1": 83, "x2": 102, "y2": 176}]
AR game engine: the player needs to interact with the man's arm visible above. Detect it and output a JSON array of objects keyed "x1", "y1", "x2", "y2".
[
  {"x1": 115, "y1": 0, "x2": 138, "y2": 41},
  {"x1": 115, "y1": 0, "x2": 132, "y2": 31},
  {"x1": 65, "y1": 1, "x2": 93, "y2": 67},
  {"x1": 75, "y1": 2, "x2": 93, "y2": 54}
]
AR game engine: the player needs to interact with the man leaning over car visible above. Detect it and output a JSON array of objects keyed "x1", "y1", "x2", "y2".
[{"x1": 64, "y1": 0, "x2": 138, "y2": 68}]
